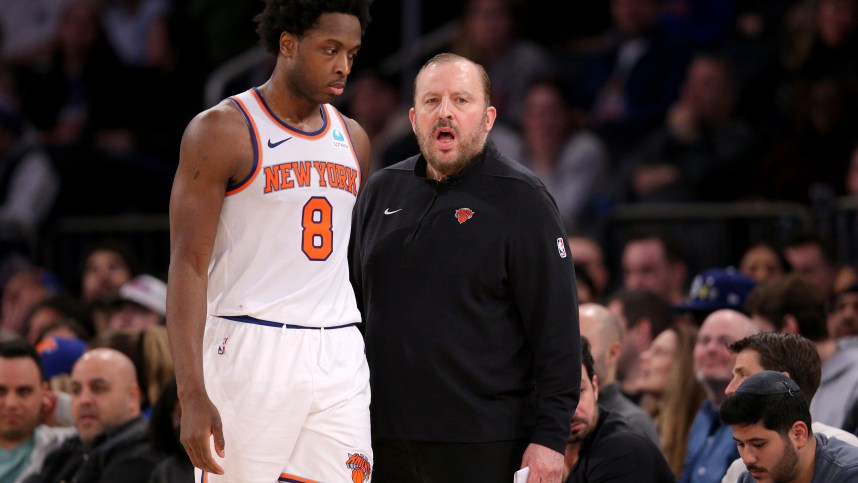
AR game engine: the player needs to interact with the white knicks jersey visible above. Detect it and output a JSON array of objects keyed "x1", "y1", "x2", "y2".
[{"x1": 207, "y1": 88, "x2": 362, "y2": 327}]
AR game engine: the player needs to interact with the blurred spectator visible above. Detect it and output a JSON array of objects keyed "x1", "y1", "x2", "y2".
[
  {"x1": 847, "y1": 141, "x2": 858, "y2": 196},
  {"x1": 344, "y1": 69, "x2": 411, "y2": 173},
  {"x1": 563, "y1": 336, "x2": 675, "y2": 482},
  {"x1": 78, "y1": 239, "x2": 137, "y2": 334},
  {"x1": 622, "y1": 52, "x2": 758, "y2": 203},
  {"x1": 1, "y1": 266, "x2": 61, "y2": 341},
  {"x1": 513, "y1": 77, "x2": 610, "y2": 234},
  {"x1": 673, "y1": 267, "x2": 757, "y2": 326},
  {"x1": 579, "y1": 303, "x2": 660, "y2": 446},
  {"x1": 99, "y1": 0, "x2": 171, "y2": 68},
  {"x1": 680, "y1": 309, "x2": 758, "y2": 483},
  {"x1": 574, "y1": 265, "x2": 597, "y2": 305},
  {"x1": 637, "y1": 323, "x2": 706, "y2": 477},
  {"x1": 446, "y1": 0, "x2": 557, "y2": 128},
  {"x1": 744, "y1": 273, "x2": 858, "y2": 430},
  {"x1": 106, "y1": 274, "x2": 166, "y2": 332},
  {"x1": 0, "y1": 0, "x2": 71, "y2": 67},
  {"x1": 568, "y1": 234, "x2": 611, "y2": 302},
  {"x1": 25, "y1": 348, "x2": 160, "y2": 483},
  {"x1": 722, "y1": 332, "x2": 858, "y2": 482},
  {"x1": 147, "y1": 377, "x2": 192, "y2": 483},
  {"x1": 0, "y1": 339, "x2": 76, "y2": 483},
  {"x1": 0, "y1": 99, "x2": 60, "y2": 252},
  {"x1": 620, "y1": 228, "x2": 689, "y2": 304},
  {"x1": 781, "y1": 0, "x2": 858, "y2": 83},
  {"x1": 89, "y1": 325, "x2": 173, "y2": 415},
  {"x1": 566, "y1": 0, "x2": 692, "y2": 162},
  {"x1": 605, "y1": 288, "x2": 675, "y2": 401},
  {"x1": 737, "y1": 242, "x2": 787, "y2": 283},
  {"x1": 832, "y1": 284, "x2": 858, "y2": 338},
  {"x1": 21, "y1": 295, "x2": 92, "y2": 345},
  {"x1": 783, "y1": 230, "x2": 840, "y2": 304}
]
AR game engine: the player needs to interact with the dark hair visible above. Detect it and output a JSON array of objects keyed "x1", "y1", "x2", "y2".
[
  {"x1": 23, "y1": 294, "x2": 95, "y2": 342},
  {"x1": 745, "y1": 273, "x2": 828, "y2": 341},
  {"x1": 720, "y1": 390, "x2": 811, "y2": 438},
  {"x1": 623, "y1": 228, "x2": 686, "y2": 265},
  {"x1": 413, "y1": 53, "x2": 492, "y2": 106},
  {"x1": 784, "y1": 230, "x2": 837, "y2": 267},
  {"x1": 82, "y1": 238, "x2": 140, "y2": 278},
  {"x1": 255, "y1": 0, "x2": 372, "y2": 54},
  {"x1": 149, "y1": 377, "x2": 185, "y2": 457},
  {"x1": 729, "y1": 333, "x2": 821, "y2": 401},
  {"x1": 0, "y1": 339, "x2": 44, "y2": 379},
  {"x1": 581, "y1": 336, "x2": 595, "y2": 382},
  {"x1": 606, "y1": 288, "x2": 673, "y2": 336}
]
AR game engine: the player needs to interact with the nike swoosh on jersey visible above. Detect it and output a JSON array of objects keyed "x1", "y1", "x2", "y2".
[
  {"x1": 267, "y1": 137, "x2": 293, "y2": 148},
  {"x1": 384, "y1": 208, "x2": 402, "y2": 215}
]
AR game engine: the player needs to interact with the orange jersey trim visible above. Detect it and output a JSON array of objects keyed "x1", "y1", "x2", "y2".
[
  {"x1": 226, "y1": 95, "x2": 262, "y2": 196},
  {"x1": 331, "y1": 107, "x2": 362, "y2": 192},
  {"x1": 251, "y1": 88, "x2": 330, "y2": 140}
]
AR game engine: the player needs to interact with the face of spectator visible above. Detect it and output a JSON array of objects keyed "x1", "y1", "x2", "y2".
[
  {"x1": 610, "y1": 0, "x2": 660, "y2": 38},
  {"x1": 106, "y1": 303, "x2": 162, "y2": 332},
  {"x1": 622, "y1": 238, "x2": 674, "y2": 300},
  {"x1": 0, "y1": 357, "x2": 45, "y2": 447},
  {"x1": 464, "y1": 0, "x2": 514, "y2": 49},
  {"x1": 732, "y1": 423, "x2": 801, "y2": 483},
  {"x1": 817, "y1": 0, "x2": 857, "y2": 48},
  {"x1": 783, "y1": 244, "x2": 835, "y2": 299},
  {"x1": 71, "y1": 349, "x2": 140, "y2": 445},
  {"x1": 740, "y1": 246, "x2": 784, "y2": 283},
  {"x1": 82, "y1": 250, "x2": 132, "y2": 303},
  {"x1": 725, "y1": 349, "x2": 766, "y2": 396},
  {"x1": 637, "y1": 328, "x2": 677, "y2": 396},
  {"x1": 694, "y1": 310, "x2": 755, "y2": 390},
  {"x1": 833, "y1": 291, "x2": 858, "y2": 338},
  {"x1": 679, "y1": 57, "x2": 735, "y2": 125},
  {"x1": 410, "y1": 59, "x2": 496, "y2": 179},
  {"x1": 522, "y1": 83, "x2": 569, "y2": 150},
  {"x1": 569, "y1": 366, "x2": 599, "y2": 444}
]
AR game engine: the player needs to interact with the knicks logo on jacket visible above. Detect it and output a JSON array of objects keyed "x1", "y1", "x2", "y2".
[{"x1": 263, "y1": 160, "x2": 358, "y2": 196}]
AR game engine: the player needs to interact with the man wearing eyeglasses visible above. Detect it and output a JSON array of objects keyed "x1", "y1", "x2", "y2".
[{"x1": 679, "y1": 309, "x2": 758, "y2": 483}]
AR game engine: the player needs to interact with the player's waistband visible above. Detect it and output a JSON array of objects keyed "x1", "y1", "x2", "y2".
[{"x1": 220, "y1": 315, "x2": 357, "y2": 330}]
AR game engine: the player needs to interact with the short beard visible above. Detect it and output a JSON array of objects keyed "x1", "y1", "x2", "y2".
[
  {"x1": 416, "y1": 114, "x2": 488, "y2": 179},
  {"x1": 747, "y1": 435, "x2": 798, "y2": 483}
]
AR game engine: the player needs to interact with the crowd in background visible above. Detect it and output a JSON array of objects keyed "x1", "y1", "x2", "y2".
[{"x1": 1, "y1": 0, "x2": 858, "y2": 481}]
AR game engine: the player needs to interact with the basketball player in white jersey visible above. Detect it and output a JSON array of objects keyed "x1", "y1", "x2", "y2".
[{"x1": 166, "y1": 1, "x2": 373, "y2": 482}]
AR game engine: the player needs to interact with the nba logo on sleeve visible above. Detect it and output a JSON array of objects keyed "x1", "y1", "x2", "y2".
[{"x1": 556, "y1": 238, "x2": 567, "y2": 258}]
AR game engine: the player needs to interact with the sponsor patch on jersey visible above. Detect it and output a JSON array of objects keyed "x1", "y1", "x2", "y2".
[
  {"x1": 557, "y1": 237, "x2": 567, "y2": 258},
  {"x1": 345, "y1": 453, "x2": 371, "y2": 483},
  {"x1": 455, "y1": 207, "x2": 474, "y2": 224},
  {"x1": 332, "y1": 128, "x2": 349, "y2": 149}
]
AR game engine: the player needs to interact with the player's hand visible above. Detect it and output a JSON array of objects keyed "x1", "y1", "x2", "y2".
[
  {"x1": 521, "y1": 443, "x2": 564, "y2": 483},
  {"x1": 180, "y1": 394, "x2": 225, "y2": 475}
]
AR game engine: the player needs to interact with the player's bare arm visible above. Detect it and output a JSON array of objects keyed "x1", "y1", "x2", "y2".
[
  {"x1": 167, "y1": 101, "x2": 251, "y2": 475},
  {"x1": 344, "y1": 116, "x2": 371, "y2": 190}
]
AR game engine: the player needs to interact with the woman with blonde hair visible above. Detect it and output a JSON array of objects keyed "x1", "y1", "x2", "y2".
[{"x1": 637, "y1": 323, "x2": 706, "y2": 476}]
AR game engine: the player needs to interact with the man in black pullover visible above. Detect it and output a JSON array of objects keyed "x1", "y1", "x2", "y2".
[{"x1": 351, "y1": 52, "x2": 581, "y2": 483}]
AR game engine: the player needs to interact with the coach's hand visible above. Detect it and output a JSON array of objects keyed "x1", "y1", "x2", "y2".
[
  {"x1": 522, "y1": 443, "x2": 564, "y2": 483},
  {"x1": 180, "y1": 393, "x2": 225, "y2": 475}
]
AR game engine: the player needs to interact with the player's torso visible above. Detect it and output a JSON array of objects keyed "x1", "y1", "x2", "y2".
[{"x1": 208, "y1": 88, "x2": 362, "y2": 326}]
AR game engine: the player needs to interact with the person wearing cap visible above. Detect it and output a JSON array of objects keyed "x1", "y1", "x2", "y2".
[
  {"x1": 720, "y1": 370, "x2": 858, "y2": 482},
  {"x1": 673, "y1": 267, "x2": 757, "y2": 327},
  {"x1": 564, "y1": 337, "x2": 675, "y2": 482},
  {"x1": 106, "y1": 274, "x2": 167, "y2": 332},
  {"x1": 0, "y1": 339, "x2": 75, "y2": 483},
  {"x1": 747, "y1": 274, "x2": 858, "y2": 431},
  {"x1": 680, "y1": 309, "x2": 758, "y2": 483},
  {"x1": 721, "y1": 332, "x2": 858, "y2": 482}
]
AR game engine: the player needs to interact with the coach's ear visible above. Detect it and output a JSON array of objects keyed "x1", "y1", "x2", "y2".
[{"x1": 789, "y1": 420, "x2": 810, "y2": 450}]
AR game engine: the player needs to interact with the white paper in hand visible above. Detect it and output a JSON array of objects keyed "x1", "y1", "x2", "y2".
[{"x1": 513, "y1": 466, "x2": 530, "y2": 483}]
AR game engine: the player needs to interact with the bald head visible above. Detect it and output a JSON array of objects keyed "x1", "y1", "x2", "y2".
[
  {"x1": 579, "y1": 303, "x2": 623, "y2": 384},
  {"x1": 694, "y1": 309, "x2": 759, "y2": 403},
  {"x1": 71, "y1": 348, "x2": 141, "y2": 445}
]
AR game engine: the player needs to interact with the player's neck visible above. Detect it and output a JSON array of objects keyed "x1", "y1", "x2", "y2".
[{"x1": 257, "y1": 79, "x2": 324, "y2": 131}]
